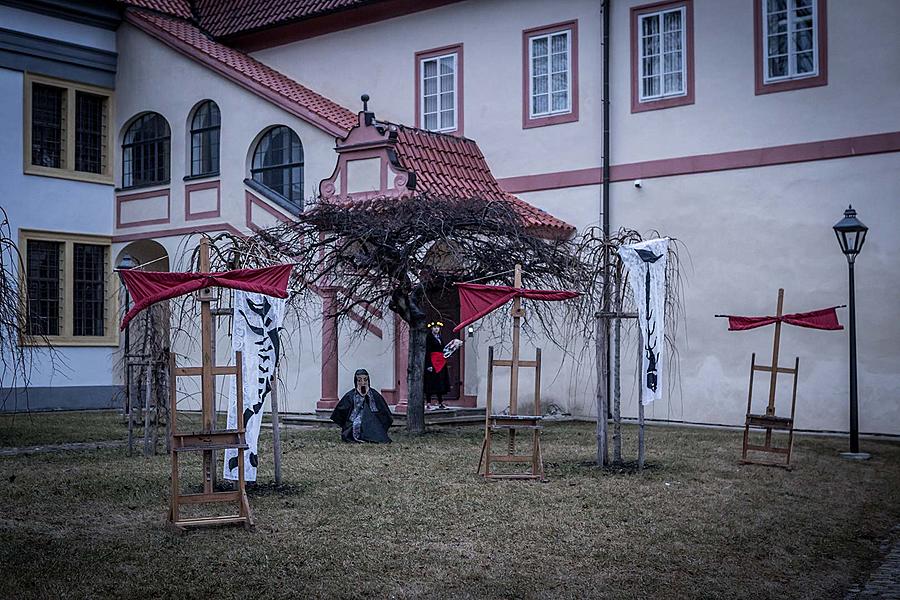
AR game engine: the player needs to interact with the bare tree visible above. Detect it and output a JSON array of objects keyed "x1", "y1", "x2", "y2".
[
  {"x1": 0, "y1": 206, "x2": 61, "y2": 411},
  {"x1": 199, "y1": 194, "x2": 604, "y2": 434}
]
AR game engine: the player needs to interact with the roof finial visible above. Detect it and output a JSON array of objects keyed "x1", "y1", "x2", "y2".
[{"x1": 361, "y1": 94, "x2": 370, "y2": 112}]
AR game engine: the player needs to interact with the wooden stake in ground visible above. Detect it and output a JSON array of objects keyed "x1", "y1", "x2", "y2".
[{"x1": 271, "y1": 367, "x2": 282, "y2": 486}]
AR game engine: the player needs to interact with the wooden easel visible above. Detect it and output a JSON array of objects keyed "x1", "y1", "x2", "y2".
[
  {"x1": 741, "y1": 288, "x2": 800, "y2": 469},
  {"x1": 476, "y1": 264, "x2": 545, "y2": 480},
  {"x1": 168, "y1": 238, "x2": 253, "y2": 531}
]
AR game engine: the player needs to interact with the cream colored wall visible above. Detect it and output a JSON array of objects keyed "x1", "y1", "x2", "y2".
[
  {"x1": 611, "y1": 0, "x2": 900, "y2": 163},
  {"x1": 113, "y1": 25, "x2": 399, "y2": 413},
  {"x1": 609, "y1": 152, "x2": 900, "y2": 435},
  {"x1": 114, "y1": 24, "x2": 339, "y2": 234},
  {"x1": 251, "y1": 0, "x2": 604, "y2": 180}
]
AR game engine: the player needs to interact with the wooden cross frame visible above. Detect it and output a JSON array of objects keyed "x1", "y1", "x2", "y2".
[
  {"x1": 741, "y1": 288, "x2": 800, "y2": 469},
  {"x1": 168, "y1": 237, "x2": 253, "y2": 531},
  {"x1": 476, "y1": 264, "x2": 545, "y2": 480}
]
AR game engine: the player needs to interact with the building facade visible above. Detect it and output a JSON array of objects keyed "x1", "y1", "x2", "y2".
[{"x1": 2, "y1": 0, "x2": 898, "y2": 435}]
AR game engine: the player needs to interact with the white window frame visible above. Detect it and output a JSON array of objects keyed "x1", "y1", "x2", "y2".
[
  {"x1": 420, "y1": 52, "x2": 458, "y2": 133},
  {"x1": 637, "y1": 6, "x2": 687, "y2": 102},
  {"x1": 528, "y1": 29, "x2": 573, "y2": 119},
  {"x1": 762, "y1": 0, "x2": 818, "y2": 83}
]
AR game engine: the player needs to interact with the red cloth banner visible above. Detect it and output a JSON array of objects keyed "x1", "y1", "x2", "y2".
[
  {"x1": 724, "y1": 306, "x2": 843, "y2": 331},
  {"x1": 453, "y1": 282, "x2": 580, "y2": 332},
  {"x1": 119, "y1": 264, "x2": 292, "y2": 330}
]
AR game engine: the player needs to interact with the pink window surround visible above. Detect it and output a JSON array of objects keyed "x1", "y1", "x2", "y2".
[
  {"x1": 630, "y1": 0, "x2": 695, "y2": 113},
  {"x1": 184, "y1": 180, "x2": 221, "y2": 221},
  {"x1": 754, "y1": 0, "x2": 827, "y2": 95},
  {"x1": 414, "y1": 43, "x2": 464, "y2": 136},
  {"x1": 116, "y1": 188, "x2": 171, "y2": 229},
  {"x1": 245, "y1": 190, "x2": 292, "y2": 232},
  {"x1": 522, "y1": 20, "x2": 580, "y2": 129}
]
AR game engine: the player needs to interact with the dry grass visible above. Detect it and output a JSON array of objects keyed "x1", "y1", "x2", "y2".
[{"x1": 1, "y1": 413, "x2": 898, "y2": 599}]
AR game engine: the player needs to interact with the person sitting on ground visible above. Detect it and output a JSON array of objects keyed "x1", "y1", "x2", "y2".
[{"x1": 330, "y1": 369, "x2": 392, "y2": 443}]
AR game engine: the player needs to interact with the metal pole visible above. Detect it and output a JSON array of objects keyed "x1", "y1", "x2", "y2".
[{"x1": 848, "y1": 260, "x2": 859, "y2": 454}]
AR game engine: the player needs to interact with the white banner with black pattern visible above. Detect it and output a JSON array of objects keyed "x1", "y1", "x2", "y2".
[
  {"x1": 223, "y1": 291, "x2": 285, "y2": 482},
  {"x1": 618, "y1": 238, "x2": 668, "y2": 406}
]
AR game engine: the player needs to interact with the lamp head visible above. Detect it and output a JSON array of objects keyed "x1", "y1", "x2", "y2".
[{"x1": 833, "y1": 205, "x2": 868, "y2": 263}]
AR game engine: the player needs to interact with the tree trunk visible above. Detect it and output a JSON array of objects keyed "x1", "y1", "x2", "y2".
[
  {"x1": 406, "y1": 324, "x2": 427, "y2": 435},
  {"x1": 595, "y1": 314, "x2": 609, "y2": 466}
]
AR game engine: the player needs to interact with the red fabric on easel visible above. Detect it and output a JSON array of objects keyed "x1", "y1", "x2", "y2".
[
  {"x1": 724, "y1": 306, "x2": 843, "y2": 331},
  {"x1": 119, "y1": 264, "x2": 292, "y2": 330},
  {"x1": 453, "y1": 282, "x2": 580, "y2": 332}
]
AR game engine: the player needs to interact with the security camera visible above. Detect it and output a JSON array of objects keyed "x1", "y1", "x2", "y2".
[{"x1": 633, "y1": 179, "x2": 643, "y2": 189}]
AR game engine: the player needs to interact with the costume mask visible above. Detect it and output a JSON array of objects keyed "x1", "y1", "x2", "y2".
[{"x1": 355, "y1": 371, "x2": 370, "y2": 396}]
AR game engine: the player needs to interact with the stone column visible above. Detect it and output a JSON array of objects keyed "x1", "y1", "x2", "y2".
[{"x1": 316, "y1": 287, "x2": 339, "y2": 411}]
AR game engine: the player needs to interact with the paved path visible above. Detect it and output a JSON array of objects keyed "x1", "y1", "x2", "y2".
[
  {"x1": 0, "y1": 440, "x2": 125, "y2": 457},
  {"x1": 847, "y1": 528, "x2": 900, "y2": 599}
]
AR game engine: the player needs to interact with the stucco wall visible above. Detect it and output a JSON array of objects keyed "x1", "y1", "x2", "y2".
[
  {"x1": 251, "y1": 0, "x2": 604, "y2": 181},
  {"x1": 0, "y1": 64, "x2": 118, "y2": 408},
  {"x1": 609, "y1": 153, "x2": 900, "y2": 435}
]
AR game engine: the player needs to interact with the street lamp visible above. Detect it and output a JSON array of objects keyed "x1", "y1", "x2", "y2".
[
  {"x1": 116, "y1": 255, "x2": 138, "y2": 420},
  {"x1": 833, "y1": 205, "x2": 869, "y2": 460}
]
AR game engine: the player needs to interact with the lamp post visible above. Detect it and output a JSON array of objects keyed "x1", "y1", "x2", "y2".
[
  {"x1": 832, "y1": 205, "x2": 869, "y2": 460},
  {"x1": 116, "y1": 255, "x2": 138, "y2": 416}
]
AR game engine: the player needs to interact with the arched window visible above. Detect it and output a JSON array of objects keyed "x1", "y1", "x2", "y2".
[
  {"x1": 190, "y1": 100, "x2": 220, "y2": 176},
  {"x1": 251, "y1": 126, "x2": 303, "y2": 205},
  {"x1": 122, "y1": 112, "x2": 170, "y2": 188}
]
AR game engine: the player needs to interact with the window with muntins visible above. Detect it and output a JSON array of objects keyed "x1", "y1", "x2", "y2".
[
  {"x1": 530, "y1": 30, "x2": 571, "y2": 118},
  {"x1": 421, "y1": 53, "x2": 457, "y2": 132},
  {"x1": 763, "y1": 0, "x2": 817, "y2": 82},
  {"x1": 26, "y1": 240, "x2": 62, "y2": 336},
  {"x1": 31, "y1": 84, "x2": 65, "y2": 169},
  {"x1": 190, "y1": 101, "x2": 221, "y2": 177},
  {"x1": 22, "y1": 231, "x2": 115, "y2": 345},
  {"x1": 251, "y1": 126, "x2": 303, "y2": 205},
  {"x1": 123, "y1": 113, "x2": 171, "y2": 188},
  {"x1": 639, "y1": 6, "x2": 686, "y2": 101},
  {"x1": 72, "y1": 243, "x2": 106, "y2": 336},
  {"x1": 26, "y1": 75, "x2": 112, "y2": 181}
]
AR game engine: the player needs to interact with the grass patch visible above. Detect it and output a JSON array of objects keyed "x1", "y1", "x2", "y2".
[
  {"x1": 0, "y1": 419, "x2": 898, "y2": 599},
  {"x1": 0, "y1": 410, "x2": 123, "y2": 447}
]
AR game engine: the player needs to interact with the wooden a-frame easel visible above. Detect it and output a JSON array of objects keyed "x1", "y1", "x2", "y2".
[
  {"x1": 168, "y1": 237, "x2": 253, "y2": 531},
  {"x1": 476, "y1": 264, "x2": 545, "y2": 480},
  {"x1": 741, "y1": 288, "x2": 800, "y2": 469}
]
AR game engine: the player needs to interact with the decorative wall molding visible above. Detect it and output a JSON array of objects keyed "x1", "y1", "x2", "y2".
[
  {"x1": 245, "y1": 190, "x2": 292, "y2": 232},
  {"x1": 497, "y1": 131, "x2": 900, "y2": 193},
  {"x1": 184, "y1": 180, "x2": 221, "y2": 221},
  {"x1": 115, "y1": 188, "x2": 170, "y2": 229}
]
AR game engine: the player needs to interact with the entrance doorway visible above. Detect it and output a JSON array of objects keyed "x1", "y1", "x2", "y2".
[{"x1": 426, "y1": 286, "x2": 462, "y2": 403}]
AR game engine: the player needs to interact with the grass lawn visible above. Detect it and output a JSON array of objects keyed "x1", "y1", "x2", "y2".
[{"x1": 0, "y1": 413, "x2": 898, "y2": 599}]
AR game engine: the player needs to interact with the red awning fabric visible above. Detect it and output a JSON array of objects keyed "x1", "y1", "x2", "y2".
[
  {"x1": 119, "y1": 264, "x2": 292, "y2": 330},
  {"x1": 723, "y1": 306, "x2": 843, "y2": 331},
  {"x1": 453, "y1": 282, "x2": 580, "y2": 332}
]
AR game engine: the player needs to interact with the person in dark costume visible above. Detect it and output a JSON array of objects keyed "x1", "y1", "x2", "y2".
[
  {"x1": 424, "y1": 321, "x2": 452, "y2": 410},
  {"x1": 330, "y1": 369, "x2": 392, "y2": 443}
]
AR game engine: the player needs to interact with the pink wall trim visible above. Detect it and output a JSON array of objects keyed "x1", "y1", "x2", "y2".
[
  {"x1": 522, "y1": 20, "x2": 580, "y2": 130},
  {"x1": 228, "y1": 0, "x2": 465, "y2": 51},
  {"x1": 111, "y1": 222, "x2": 243, "y2": 243},
  {"x1": 245, "y1": 190, "x2": 293, "y2": 232},
  {"x1": 630, "y1": 0, "x2": 695, "y2": 113},
  {"x1": 754, "y1": 0, "x2": 828, "y2": 95},
  {"x1": 318, "y1": 286, "x2": 340, "y2": 410},
  {"x1": 125, "y1": 13, "x2": 349, "y2": 138},
  {"x1": 347, "y1": 310, "x2": 383, "y2": 339},
  {"x1": 414, "y1": 43, "x2": 464, "y2": 136},
  {"x1": 184, "y1": 180, "x2": 221, "y2": 221},
  {"x1": 497, "y1": 130, "x2": 900, "y2": 193},
  {"x1": 116, "y1": 188, "x2": 171, "y2": 229}
]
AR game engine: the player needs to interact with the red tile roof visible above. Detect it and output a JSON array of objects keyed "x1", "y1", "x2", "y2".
[
  {"x1": 384, "y1": 124, "x2": 575, "y2": 237},
  {"x1": 194, "y1": 0, "x2": 374, "y2": 38},
  {"x1": 119, "y1": 0, "x2": 194, "y2": 19},
  {"x1": 125, "y1": 8, "x2": 358, "y2": 136}
]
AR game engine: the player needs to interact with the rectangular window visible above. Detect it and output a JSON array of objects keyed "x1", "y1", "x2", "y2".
[
  {"x1": 763, "y1": 0, "x2": 817, "y2": 82},
  {"x1": 24, "y1": 74, "x2": 113, "y2": 183},
  {"x1": 73, "y1": 243, "x2": 106, "y2": 336},
  {"x1": 26, "y1": 240, "x2": 62, "y2": 336},
  {"x1": 530, "y1": 31, "x2": 571, "y2": 118},
  {"x1": 421, "y1": 53, "x2": 457, "y2": 132},
  {"x1": 75, "y1": 92, "x2": 106, "y2": 174},
  {"x1": 638, "y1": 7, "x2": 686, "y2": 101},
  {"x1": 31, "y1": 84, "x2": 65, "y2": 169},
  {"x1": 21, "y1": 231, "x2": 116, "y2": 346}
]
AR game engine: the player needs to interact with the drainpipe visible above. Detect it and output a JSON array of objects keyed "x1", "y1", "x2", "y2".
[{"x1": 596, "y1": 0, "x2": 612, "y2": 464}]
